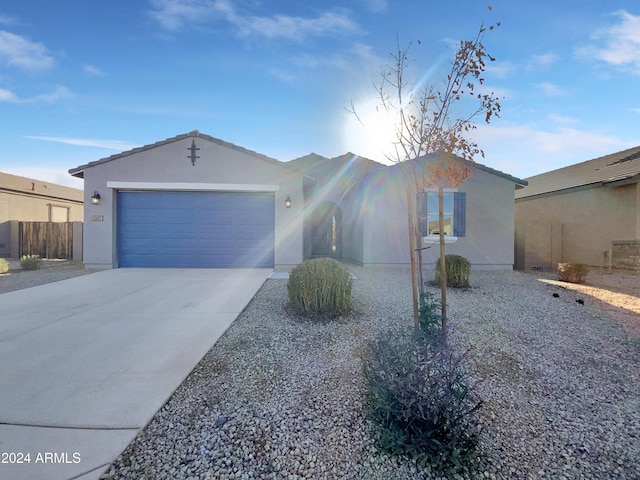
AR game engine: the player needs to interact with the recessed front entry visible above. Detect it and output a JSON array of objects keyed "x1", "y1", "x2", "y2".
[
  {"x1": 311, "y1": 201, "x2": 342, "y2": 258},
  {"x1": 117, "y1": 191, "x2": 275, "y2": 268}
]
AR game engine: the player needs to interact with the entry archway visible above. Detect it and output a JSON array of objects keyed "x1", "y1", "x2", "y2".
[{"x1": 311, "y1": 202, "x2": 342, "y2": 258}]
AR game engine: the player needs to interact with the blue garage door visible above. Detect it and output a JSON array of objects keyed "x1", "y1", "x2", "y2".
[{"x1": 117, "y1": 191, "x2": 275, "y2": 268}]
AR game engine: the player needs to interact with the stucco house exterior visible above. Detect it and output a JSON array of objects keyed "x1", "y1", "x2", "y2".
[
  {"x1": 515, "y1": 145, "x2": 640, "y2": 271},
  {"x1": 290, "y1": 152, "x2": 527, "y2": 269},
  {"x1": 69, "y1": 131, "x2": 302, "y2": 270},
  {"x1": 70, "y1": 131, "x2": 526, "y2": 270},
  {"x1": 0, "y1": 172, "x2": 83, "y2": 258}
]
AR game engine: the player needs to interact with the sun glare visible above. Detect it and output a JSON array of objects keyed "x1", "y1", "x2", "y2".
[{"x1": 343, "y1": 98, "x2": 398, "y2": 164}]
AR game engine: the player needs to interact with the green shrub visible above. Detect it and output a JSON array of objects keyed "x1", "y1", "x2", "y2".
[
  {"x1": 558, "y1": 262, "x2": 588, "y2": 284},
  {"x1": 363, "y1": 330, "x2": 483, "y2": 475},
  {"x1": 435, "y1": 254, "x2": 471, "y2": 288},
  {"x1": 418, "y1": 291, "x2": 441, "y2": 335},
  {"x1": 20, "y1": 254, "x2": 42, "y2": 271},
  {"x1": 0, "y1": 258, "x2": 8, "y2": 274},
  {"x1": 287, "y1": 258, "x2": 352, "y2": 316}
]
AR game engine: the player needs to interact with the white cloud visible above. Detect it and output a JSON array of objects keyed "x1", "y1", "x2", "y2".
[
  {"x1": 0, "y1": 30, "x2": 54, "y2": 71},
  {"x1": 83, "y1": 65, "x2": 105, "y2": 76},
  {"x1": 472, "y1": 122, "x2": 629, "y2": 178},
  {"x1": 547, "y1": 113, "x2": 578, "y2": 126},
  {"x1": 291, "y1": 43, "x2": 384, "y2": 72},
  {"x1": 485, "y1": 61, "x2": 516, "y2": 79},
  {"x1": 535, "y1": 82, "x2": 566, "y2": 96},
  {"x1": 266, "y1": 67, "x2": 296, "y2": 82},
  {"x1": 0, "y1": 85, "x2": 71, "y2": 104},
  {"x1": 25, "y1": 136, "x2": 138, "y2": 150},
  {"x1": 0, "y1": 87, "x2": 18, "y2": 102},
  {"x1": 359, "y1": 0, "x2": 387, "y2": 13},
  {"x1": 149, "y1": 0, "x2": 359, "y2": 40},
  {"x1": 149, "y1": 0, "x2": 222, "y2": 31},
  {"x1": 237, "y1": 11, "x2": 358, "y2": 40},
  {"x1": 527, "y1": 52, "x2": 559, "y2": 70},
  {"x1": 28, "y1": 86, "x2": 72, "y2": 103},
  {"x1": 0, "y1": 14, "x2": 18, "y2": 26},
  {"x1": 578, "y1": 10, "x2": 640, "y2": 75}
]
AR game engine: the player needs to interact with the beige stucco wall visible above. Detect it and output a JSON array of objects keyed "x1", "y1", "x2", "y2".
[
  {"x1": 80, "y1": 136, "x2": 304, "y2": 269},
  {"x1": 361, "y1": 166, "x2": 518, "y2": 270},
  {"x1": 0, "y1": 191, "x2": 83, "y2": 257},
  {"x1": 515, "y1": 183, "x2": 637, "y2": 270}
]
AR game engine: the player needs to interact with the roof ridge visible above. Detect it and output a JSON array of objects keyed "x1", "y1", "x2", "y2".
[
  {"x1": 69, "y1": 131, "x2": 282, "y2": 177},
  {"x1": 517, "y1": 144, "x2": 640, "y2": 199}
]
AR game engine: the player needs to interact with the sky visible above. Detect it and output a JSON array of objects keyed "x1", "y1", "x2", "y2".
[{"x1": 1, "y1": 0, "x2": 639, "y2": 189}]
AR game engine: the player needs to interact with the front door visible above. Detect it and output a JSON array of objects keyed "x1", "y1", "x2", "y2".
[{"x1": 311, "y1": 202, "x2": 342, "y2": 258}]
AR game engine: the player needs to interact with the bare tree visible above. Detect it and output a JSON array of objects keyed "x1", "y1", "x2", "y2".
[{"x1": 353, "y1": 13, "x2": 501, "y2": 334}]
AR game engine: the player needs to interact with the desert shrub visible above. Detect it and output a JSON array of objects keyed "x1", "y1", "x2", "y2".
[
  {"x1": 418, "y1": 291, "x2": 441, "y2": 335},
  {"x1": 435, "y1": 254, "x2": 471, "y2": 288},
  {"x1": 363, "y1": 329, "x2": 484, "y2": 475},
  {"x1": 558, "y1": 262, "x2": 588, "y2": 284},
  {"x1": 287, "y1": 258, "x2": 352, "y2": 316},
  {"x1": 0, "y1": 258, "x2": 8, "y2": 274},
  {"x1": 20, "y1": 254, "x2": 42, "y2": 271}
]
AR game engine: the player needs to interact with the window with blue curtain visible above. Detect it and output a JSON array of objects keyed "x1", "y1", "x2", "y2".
[{"x1": 421, "y1": 190, "x2": 466, "y2": 237}]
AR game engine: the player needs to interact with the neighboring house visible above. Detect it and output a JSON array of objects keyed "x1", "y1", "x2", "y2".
[
  {"x1": 0, "y1": 172, "x2": 83, "y2": 258},
  {"x1": 69, "y1": 131, "x2": 526, "y2": 270},
  {"x1": 515, "y1": 145, "x2": 640, "y2": 271}
]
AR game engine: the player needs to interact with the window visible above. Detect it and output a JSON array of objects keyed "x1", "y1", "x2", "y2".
[
  {"x1": 425, "y1": 191, "x2": 453, "y2": 235},
  {"x1": 49, "y1": 204, "x2": 70, "y2": 222},
  {"x1": 420, "y1": 190, "x2": 466, "y2": 239}
]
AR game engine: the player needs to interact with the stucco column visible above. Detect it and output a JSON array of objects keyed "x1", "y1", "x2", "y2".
[{"x1": 636, "y1": 183, "x2": 640, "y2": 240}]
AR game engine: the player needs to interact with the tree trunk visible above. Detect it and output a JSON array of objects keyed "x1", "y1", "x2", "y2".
[
  {"x1": 416, "y1": 189, "x2": 425, "y2": 300},
  {"x1": 438, "y1": 186, "x2": 447, "y2": 334},
  {"x1": 406, "y1": 189, "x2": 419, "y2": 327}
]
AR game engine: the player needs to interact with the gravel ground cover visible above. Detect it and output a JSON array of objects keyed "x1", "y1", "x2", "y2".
[
  {"x1": 96, "y1": 266, "x2": 639, "y2": 480},
  {"x1": 0, "y1": 259, "x2": 97, "y2": 294}
]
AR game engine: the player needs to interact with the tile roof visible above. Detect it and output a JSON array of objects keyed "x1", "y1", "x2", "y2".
[
  {"x1": 285, "y1": 152, "x2": 384, "y2": 179},
  {"x1": 68, "y1": 129, "x2": 526, "y2": 190},
  {"x1": 69, "y1": 130, "x2": 281, "y2": 178},
  {"x1": 388, "y1": 153, "x2": 528, "y2": 187},
  {"x1": 0, "y1": 171, "x2": 83, "y2": 202},
  {"x1": 288, "y1": 152, "x2": 526, "y2": 187},
  {"x1": 515, "y1": 145, "x2": 640, "y2": 199}
]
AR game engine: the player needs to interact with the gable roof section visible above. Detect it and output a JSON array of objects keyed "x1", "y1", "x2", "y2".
[
  {"x1": 516, "y1": 145, "x2": 640, "y2": 200},
  {"x1": 286, "y1": 152, "x2": 385, "y2": 188},
  {"x1": 388, "y1": 153, "x2": 528, "y2": 187},
  {"x1": 69, "y1": 130, "x2": 283, "y2": 178},
  {"x1": 0, "y1": 171, "x2": 83, "y2": 203},
  {"x1": 286, "y1": 152, "x2": 384, "y2": 175}
]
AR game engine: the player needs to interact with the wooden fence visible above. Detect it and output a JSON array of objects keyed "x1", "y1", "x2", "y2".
[{"x1": 19, "y1": 222, "x2": 73, "y2": 259}]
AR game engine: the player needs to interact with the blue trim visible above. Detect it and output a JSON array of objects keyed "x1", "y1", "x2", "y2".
[{"x1": 453, "y1": 191, "x2": 466, "y2": 237}]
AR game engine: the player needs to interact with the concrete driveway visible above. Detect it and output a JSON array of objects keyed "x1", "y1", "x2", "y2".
[{"x1": 0, "y1": 268, "x2": 271, "y2": 480}]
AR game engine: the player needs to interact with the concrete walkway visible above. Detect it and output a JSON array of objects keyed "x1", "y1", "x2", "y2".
[{"x1": 0, "y1": 268, "x2": 270, "y2": 480}]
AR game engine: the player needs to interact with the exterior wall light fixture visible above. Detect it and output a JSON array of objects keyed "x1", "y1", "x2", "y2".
[
  {"x1": 91, "y1": 191, "x2": 101, "y2": 205},
  {"x1": 285, "y1": 195, "x2": 292, "y2": 208}
]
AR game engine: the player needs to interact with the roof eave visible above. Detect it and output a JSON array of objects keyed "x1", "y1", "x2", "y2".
[
  {"x1": 601, "y1": 173, "x2": 640, "y2": 188},
  {"x1": 395, "y1": 153, "x2": 528, "y2": 186},
  {"x1": 68, "y1": 131, "x2": 284, "y2": 175}
]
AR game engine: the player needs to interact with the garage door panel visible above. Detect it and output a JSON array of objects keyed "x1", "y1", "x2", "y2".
[{"x1": 117, "y1": 191, "x2": 274, "y2": 268}]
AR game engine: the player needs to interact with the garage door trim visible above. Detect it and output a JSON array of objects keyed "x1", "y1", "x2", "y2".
[{"x1": 107, "y1": 181, "x2": 279, "y2": 192}]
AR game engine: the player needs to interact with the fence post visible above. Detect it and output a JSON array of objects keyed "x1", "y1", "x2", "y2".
[{"x1": 72, "y1": 222, "x2": 83, "y2": 261}]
